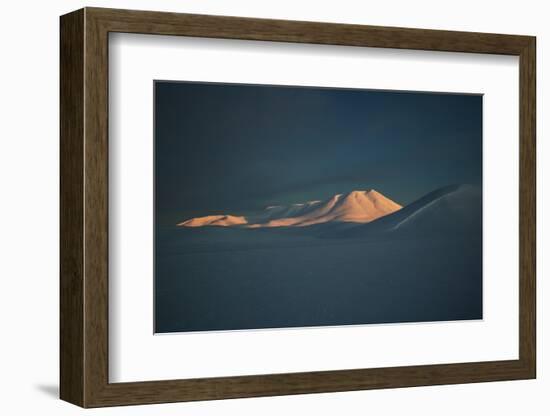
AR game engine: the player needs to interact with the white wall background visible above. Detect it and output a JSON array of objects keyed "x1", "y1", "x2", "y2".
[{"x1": 0, "y1": 0, "x2": 545, "y2": 414}]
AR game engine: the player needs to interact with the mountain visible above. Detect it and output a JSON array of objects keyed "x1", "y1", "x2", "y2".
[
  {"x1": 324, "y1": 184, "x2": 482, "y2": 238},
  {"x1": 177, "y1": 189, "x2": 402, "y2": 228},
  {"x1": 178, "y1": 215, "x2": 247, "y2": 227}
]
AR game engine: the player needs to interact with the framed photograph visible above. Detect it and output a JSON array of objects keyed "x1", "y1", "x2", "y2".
[{"x1": 60, "y1": 7, "x2": 536, "y2": 408}]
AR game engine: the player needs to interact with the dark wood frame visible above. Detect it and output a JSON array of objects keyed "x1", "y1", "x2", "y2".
[{"x1": 60, "y1": 7, "x2": 536, "y2": 408}]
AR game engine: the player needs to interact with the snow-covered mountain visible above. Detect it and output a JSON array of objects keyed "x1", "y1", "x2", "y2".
[
  {"x1": 177, "y1": 189, "x2": 402, "y2": 228},
  {"x1": 324, "y1": 184, "x2": 482, "y2": 238},
  {"x1": 178, "y1": 214, "x2": 247, "y2": 227}
]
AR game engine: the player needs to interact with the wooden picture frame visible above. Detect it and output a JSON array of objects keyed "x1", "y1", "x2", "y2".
[{"x1": 60, "y1": 7, "x2": 536, "y2": 408}]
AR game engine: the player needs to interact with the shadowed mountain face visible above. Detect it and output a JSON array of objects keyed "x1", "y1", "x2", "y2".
[
  {"x1": 323, "y1": 184, "x2": 482, "y2": 238},
  {"x1": 178, "y1": 190, "x2": 403, "y2": 228}
]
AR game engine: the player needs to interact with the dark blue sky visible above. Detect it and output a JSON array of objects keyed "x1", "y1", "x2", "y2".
[{"x1": 155, "y1": 81, "x2": 482, "y2": 224}]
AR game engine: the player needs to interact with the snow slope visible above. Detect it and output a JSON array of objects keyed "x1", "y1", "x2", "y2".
[{"x1": 324, "y1": 184, "x2": 482, "y2": 238}]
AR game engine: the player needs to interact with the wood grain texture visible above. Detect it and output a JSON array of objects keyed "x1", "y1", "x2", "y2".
[
  {"x1": 59, "y1": 8, "x2": 84, "y2": 407},
  {"x1": 89, "y1": 7, "x2": 532, "y2": 54},
  {"x1": 518, "y1": 38, "x2": 536, "y2": 375},
  {"x1": 59, "y1": 7, "x2": 537, "y2": 408},
  {"x1": 83, "y1": 10, "x2": 110, "y2": 406}
]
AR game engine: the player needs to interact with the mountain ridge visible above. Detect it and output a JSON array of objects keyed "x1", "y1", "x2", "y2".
[{"x1": 177, "y1": 189, "x2": 403, "y2": 228}]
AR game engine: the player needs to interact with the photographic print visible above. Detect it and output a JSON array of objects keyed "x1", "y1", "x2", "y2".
[{"x1": 154, "y1": 81, "x2": 482, "y2": 334}]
